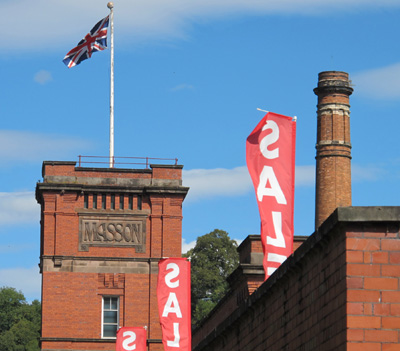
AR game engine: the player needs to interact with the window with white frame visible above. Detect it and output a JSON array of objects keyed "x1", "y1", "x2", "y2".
[{"x1": 102, "y1": 296, "x2": 119, "y2": 338}]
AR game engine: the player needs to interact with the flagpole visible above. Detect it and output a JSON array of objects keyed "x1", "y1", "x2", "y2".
[{"x1": 107, "y1": 2, "x2": 114, "y2": 168}]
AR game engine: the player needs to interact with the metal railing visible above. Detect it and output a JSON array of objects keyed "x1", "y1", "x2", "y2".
[{"x1": 77, "y1": 155, "x2": 178, "y2": 169}]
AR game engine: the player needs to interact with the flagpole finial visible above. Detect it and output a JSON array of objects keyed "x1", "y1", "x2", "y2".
[{"x1": 107, "y1": 2, "x2": 114, "y2": 9}]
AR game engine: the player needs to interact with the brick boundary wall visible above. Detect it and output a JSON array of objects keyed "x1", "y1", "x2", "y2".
[
  {"x1": 345, "y1": 207, "x2": 400, "y2": 350},
  {"x1": 193, "y1": 207, "x2": 400, "y2": 351}
]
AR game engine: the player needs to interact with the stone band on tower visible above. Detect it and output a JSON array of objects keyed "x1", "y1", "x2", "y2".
[{"x1": 314, "y1": 71, "x2": 353, "y2": 229}]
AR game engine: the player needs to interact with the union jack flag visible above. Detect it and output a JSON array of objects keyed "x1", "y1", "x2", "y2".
[{"x1": 63, "y1": 15, "x2": 109, "y2": 68}]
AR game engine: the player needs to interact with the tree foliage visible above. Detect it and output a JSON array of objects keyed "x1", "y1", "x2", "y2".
[
  {"x1": 0, "y1": 287, "x2": 41, "y2": 351},
  {"x1": 184, "y1": 229, "x2": 239, "y2": 326}
]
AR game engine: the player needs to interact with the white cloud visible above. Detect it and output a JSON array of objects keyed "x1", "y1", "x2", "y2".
[
  {"x1": 0, "y1": 192, "x2": 39, "y2": 226},
  {"x1": 1, "y1": 0, "x2": 400, "y2": 53},
  {"x1": 352, "y1": 62, "x2": 400, "y2": 100},
  {"x1": 182, "y1": 238, "x2": 196, "y2": 254},
  {"x1": 34, "y1": 70, "x2": 53, "y2": 85},
  {"x1": 182, "y1": 163, "x2": 390, "y2": 202},
  {"x1": 170, "y1": 84, "x2": 194, "y2": 92},
  {"x1": 0, "y1": 130, "x2": 93, "y2": 165},
  {"x1": 182, "y1": 237, "x2": 242, "y2": 254},
  {"x1": 352, "y1": 164, "x2": 386, "y2": 181},
  {"x1": 183, "y1": 166, "x2": 251, "y2": 202},
  {"x1": 295, "y1": 165, "x2": 315, "y2": 186},
  {"x1": 183, "y1": 165, "x2": 315, "y2": 202},
  {"x1": 234, "y1": 238, "x2": 243, "y2": 246},
  {"x1": 0, "y1": 266, "x2": 41, "y2": 301}
]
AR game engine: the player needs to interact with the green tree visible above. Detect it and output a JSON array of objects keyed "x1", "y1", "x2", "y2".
[
  {"x1": 0, "y1": 287, "x2": 41, "y2": 351},
  {"x1": 184, "y1": 229, "x2": 239, "y2": 326}
]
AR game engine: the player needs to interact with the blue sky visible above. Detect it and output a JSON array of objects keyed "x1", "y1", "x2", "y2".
[{"x1": 0, "y1": 0, "x2": 399, "y2": 301}]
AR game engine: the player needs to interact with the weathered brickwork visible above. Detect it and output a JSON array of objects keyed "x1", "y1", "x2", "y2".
[
  {"x1": 193, "y1": 236, "x2": 308, "y2": 346},
  {"x1": 314, "y1": 71, "x2": 353, "y2": 229},
  {"x1": 346, "y1": 216, "x2": 400, "y2": 350},
  {"x1": 36, "y1": 161, "x2": 188, "y2": 351},
  {"x1": 192, "y1": 207, "x2": 400, "y2": 351}
]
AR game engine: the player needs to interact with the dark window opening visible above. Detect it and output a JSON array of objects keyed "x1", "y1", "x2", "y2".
[
  {"x1": 111, "y1": 194, "x2": 115, "y2": 210},
  {"x1": 128, "y1": 195, "x2": 133, "y2": 210}
]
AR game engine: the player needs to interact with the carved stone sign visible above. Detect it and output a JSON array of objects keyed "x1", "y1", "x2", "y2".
[{"x1": 79, "y1": 214, "x2": 146, "y2": 252}]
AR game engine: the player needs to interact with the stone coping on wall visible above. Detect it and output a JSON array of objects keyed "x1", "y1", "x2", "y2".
[
  {"x1": 41, "y1": 161, "x2": 183, "y2": 176},
  {"x1": 40, "y1": 337, "x2": 163, "y2": 343}
]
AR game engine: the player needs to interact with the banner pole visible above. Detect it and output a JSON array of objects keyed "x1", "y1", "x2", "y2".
[{"x1": 107, "y1": 2, "x2": 114, "y2": 168}]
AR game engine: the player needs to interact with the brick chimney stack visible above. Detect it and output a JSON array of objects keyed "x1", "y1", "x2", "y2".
[{"x1": 314, "y1": 71, "x2": 353, "y2": 229}]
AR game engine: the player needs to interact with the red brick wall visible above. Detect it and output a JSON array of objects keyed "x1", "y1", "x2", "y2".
[
  {"x1": 193, "y1": 207, "x2": 400, "y2": 351},
  {"x1": 37, "y1": 162, "x2": 187, "y2": 351},
  {"x1": 194, "y1": 229, "x2": 347, "y2": 350},
  {"x1": 346, "y1": 221, "x2": 400, "y2": 349}
]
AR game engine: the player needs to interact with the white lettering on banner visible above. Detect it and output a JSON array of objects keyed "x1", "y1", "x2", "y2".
[
  {"x1": 165, "y1": 263, "x2": 180, "y2": 288},
  {"x1": 257, "y1": 166, "x2": 287, "y2": 204},
  {"x1": 162, "y1": 292, "x2": 182, "y2": 318},
  {"x1": 258, "y1": 119, "x2": 289, "y2": 276},
  {"x1": 167, "y1": 323, "x2": 181, "y2": 347},
  {"x1": 260, "y1": 120, "x2": 279, "y2": 159},
  {"x1": 267, "y1": 252, "x2": 287, "y2": 264},
  {"x1": 122, "y1": 331, "x2": 137, "y2": 351},
  {"x1": 247, "y1": 113, "x2": 295, "y2": 280},
  {"x1": 266, "y1": 212, "x2": 286, "y2": 248}
]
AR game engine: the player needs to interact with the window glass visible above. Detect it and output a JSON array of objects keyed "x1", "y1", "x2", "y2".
[
  {"x1": 103, "y1": 298, "x2": 110, "y2": 309},
  {"x1": 103, "y1": 325, "x2": 118, "y2": 338},
  {"x1": 102, "y1": 296, "x2": 119, "y2": 338},
  {"x1": 111, "y1": 297, "x2": 118, "y2": 309},
  {"x1": 104, "y1": 311, "x2": 117, "y2": 323}
]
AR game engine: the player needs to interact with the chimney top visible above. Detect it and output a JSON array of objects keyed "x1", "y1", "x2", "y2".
[{"x1": 314, "y1": 71, "x2": 353, "y2": 97}]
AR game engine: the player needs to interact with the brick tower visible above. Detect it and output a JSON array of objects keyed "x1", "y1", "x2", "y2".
[
  {"x1": 314, "y1": 71, "x2": 353, "y2": 229},
  {"x1": 36, "y1": 160, "x2": 188, "y2": 351}
]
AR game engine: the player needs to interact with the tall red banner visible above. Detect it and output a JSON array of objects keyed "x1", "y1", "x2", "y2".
[
  {"x1": 116, "y1": 327, "x2": 147, "y2": 351},
  {"x1": 246, "y1": 112, "x2": 296, "y2": 280},
  {"x1": 157, "y1": 258, "x2": 191, "y2": 351}
]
